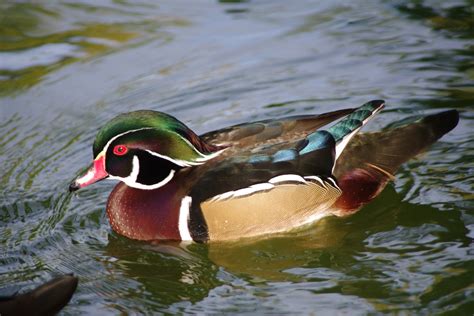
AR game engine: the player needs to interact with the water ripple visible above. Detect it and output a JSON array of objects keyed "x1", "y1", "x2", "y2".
[{"x1": 0, "y1": 0, "x2": 473, "y2": 314}]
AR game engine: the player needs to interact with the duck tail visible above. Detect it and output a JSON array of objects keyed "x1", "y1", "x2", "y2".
[{"x1": 332, "y1": 109, "x2": 459, "y2": 214}]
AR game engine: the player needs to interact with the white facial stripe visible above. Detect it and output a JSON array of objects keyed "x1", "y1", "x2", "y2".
[
  {"x1": 102, "y1": 128, "x2": 223, "y2": 169},
  {"x1": 129, "y1": 169, "x2": 175, "y2": 190},
  {"x1": 173, "y1": 132, "x2": 227, "y2": 162},
  {"x1": 130, "y1": 155, "x2": 140, "y2": 181},
  {"x1": 100, "y1": 127, "x2": 224, "y2": 189},
  {"x1": 145, "y1": 148, "x2": 226, "y2": 167},
  {"x1": 145, "y1": 150, "x2": 201, "y2": 167},
  {"x1": 179, "y1": 196, "x2": 193, "y2": 241},
  {"x1": 100, "y1": 127, "x2": 154, "y2": 159},
  {"x1": 109, "y1": 155, "x2": 176, "y2": 190},
  {"x1": 175, "y1": 133, "x2": 206, "y2": 157},
  {"x1": 108, "y1": 155, "x2": 139, "y2": 186},
  {"x1": 194, "y1": 148, "x2": 227, "y2": 162}
]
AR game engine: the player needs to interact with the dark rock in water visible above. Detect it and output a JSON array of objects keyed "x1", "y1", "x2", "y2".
[{"x1": 0, "y1": 275, "x2": 78, "y2": 316}]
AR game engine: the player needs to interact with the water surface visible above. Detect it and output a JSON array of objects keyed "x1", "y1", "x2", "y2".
[{"x1": 0, "y1": 0, "x2": 473, "y2": 314}]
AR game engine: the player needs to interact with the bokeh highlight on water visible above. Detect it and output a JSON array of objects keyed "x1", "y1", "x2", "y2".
[{"x1": 0, "y1": 0, "x2": 473, "y2": 314}]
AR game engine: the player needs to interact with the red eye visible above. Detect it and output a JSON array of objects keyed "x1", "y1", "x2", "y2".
[{"x1": 113, "y1": 145, "x2": 128, "y2": 156}]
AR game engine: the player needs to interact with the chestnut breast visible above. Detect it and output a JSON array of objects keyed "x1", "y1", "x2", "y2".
[{"x1": 106, "y1": 181, "x2": 183, "y2": 240}]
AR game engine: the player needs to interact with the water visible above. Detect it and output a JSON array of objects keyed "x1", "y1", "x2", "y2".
[{"x1": 0, "y1": 0, "x2": 473, "y2": 314}]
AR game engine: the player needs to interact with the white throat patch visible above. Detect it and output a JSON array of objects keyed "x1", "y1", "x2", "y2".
[{"x1": 109, "y1": 155, "x2": 176, "y2": 190}]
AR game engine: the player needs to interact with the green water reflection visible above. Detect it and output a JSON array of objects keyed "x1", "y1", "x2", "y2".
[{"x1": 0, "y1": 2, "x2": 189, "y2": 96}]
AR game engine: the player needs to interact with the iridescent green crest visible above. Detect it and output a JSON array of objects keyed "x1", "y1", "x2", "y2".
[{"x1": 93, "y1": 110, "x2": 219, "y2": 163}]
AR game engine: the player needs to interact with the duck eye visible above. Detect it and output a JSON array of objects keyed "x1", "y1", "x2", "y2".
[{"x1": 113, "y1": 145, "x2": 128, "y2": 156}]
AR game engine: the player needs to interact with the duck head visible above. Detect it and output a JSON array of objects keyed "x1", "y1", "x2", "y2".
[{"x1": 69, "y1": 110, "x2": 223, "y2": 192}]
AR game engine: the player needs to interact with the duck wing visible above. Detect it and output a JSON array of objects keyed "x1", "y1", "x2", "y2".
[
  {"x1": 187, "y1": 101, "x2": 385, "y2": 241},
  {"x1": 200, "y1": 108, "x2": 354, "y2": 147}
]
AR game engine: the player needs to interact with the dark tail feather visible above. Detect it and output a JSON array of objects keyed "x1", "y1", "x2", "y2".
[
  {"x1": 332, "y1": 110, "x2": 459, "y2": 214},
  {"x1": 418, "y1": 109, "x2": 459, "y2": 139}
]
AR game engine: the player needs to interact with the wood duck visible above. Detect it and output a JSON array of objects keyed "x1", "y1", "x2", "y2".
[{"x1": 69, "y1": 100, "x2": 458, "y2": 242}]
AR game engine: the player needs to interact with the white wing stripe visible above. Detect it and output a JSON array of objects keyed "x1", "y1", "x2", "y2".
[
  {"x1": 325, "y1": 177, "x2": 341, "y2": 191},
  {"x1": 269, "y1": 174, "x2": 306, "y2": 184},
  {"x1": 209, "y1": 174, "x2": 340, "y2": 201},
  {"x1": 303, "y1": 176, "x2": 326, "y2": 187}
]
